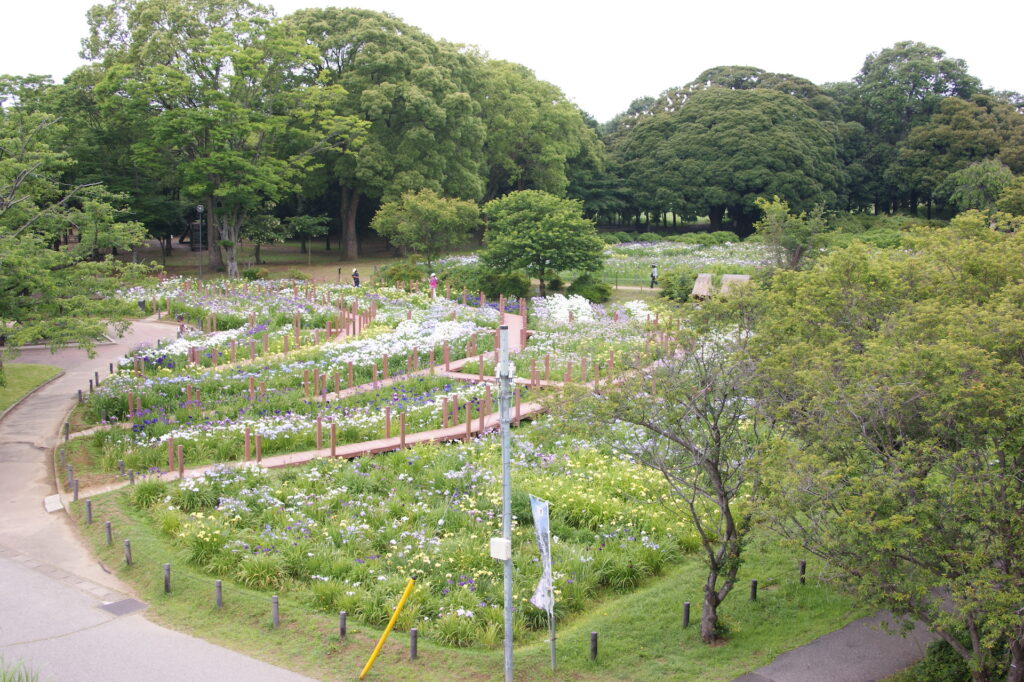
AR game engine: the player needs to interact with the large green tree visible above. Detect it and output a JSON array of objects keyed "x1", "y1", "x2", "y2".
[
  {"x1": 481, "y1": 190, "x2": 602, "y2": 296},
  {"x1": 286, "y1": 8, "x2": 486, "y2": 260},
  {"x1": 618, "y1": 88, "x2": 843, "y2": 233},
  {"x1": 369, "y1": 189, "x2": 479, "y2": 266},
  {"x1": 750, "y1": 220, "x2": 1024, "y2": 681},
  {"x1": 0, "y1": 76, "x2": 150, "y2": 380},
  {"x1": 83, "y1": 0, "x2": 365, "y2": 277}
]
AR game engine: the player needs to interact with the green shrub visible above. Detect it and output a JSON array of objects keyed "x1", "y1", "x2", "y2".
[
  {"x1": 601, "y1": 233, "x2": 620, "y2": 244},
  {"x1": 615, "y1": 231, "x2": 634, "y2": 242},
  {"x1": 567, "y1": 273, "x2": 611, "y2": 303},
  {"x1": 547, "y1": 276, "x2": 564, "y2": 294},
  {"x1": 241, "y1": 267, "x2": 269, "y2": 280},
  {"x1": 378, "y1": 259, "x2": 426, "y2": 287},
  {"x1": 478, "y1": 270, "x2": 531, "y2": 299},
  {"x1": 659, "y1": 269, "x2": 697, "y2": 302},
  {"x1": 902, "y1": 639, "x2": 972, "y2": 681},
  {"x1": 644, "y1": 232, "x2": 665, "y2": 241},
  {"x1": 281, "y1": 268, "x2": 310, "y2": 280}
]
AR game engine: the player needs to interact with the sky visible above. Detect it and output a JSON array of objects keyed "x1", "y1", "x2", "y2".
[{"x1": 3, "y1": 0, "x2": 1022, "y2": 123}]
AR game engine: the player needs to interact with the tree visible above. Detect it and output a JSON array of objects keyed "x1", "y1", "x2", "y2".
[
  {"x1": 753, "y1": 196, "x2": 828, "y2": 269},
  {"x1": 938, "y1": 159, "x2": 1015, "y2": 213},
  {"x1": 996, "y1": 176, "x2": 1024, "y2": 216},
  {"x1": 287, "y1": 8, "x2": 486, "y2": 260},
  {"x1": 617, "y1": 88, "x2": 843, "y2": 233},
  {"x1": 285, "y1": 214, "x2": 330, "y2": 264},
  {"x1": 84, "y1": 0, "x2": 365, "y2": 277},
  {"x1": 0, "y1": 76, "x2": 151, "y2": 381},
  {"x1": 481, "y1": 190, "x2": 602, "y2": 296},
  {"x1": 369, "y1": 189, "x2": 478, "y2": 266},
  {"x1": 573, "y1": 308, "x2": 766, "y2": 644},
  {"x1": 750, "y1": 224, "x2": 1024, "y2": 681}
]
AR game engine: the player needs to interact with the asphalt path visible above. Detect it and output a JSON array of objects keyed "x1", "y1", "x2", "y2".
[{"x1": 0, "y1": 319, "x2": 312, "y2": 681}]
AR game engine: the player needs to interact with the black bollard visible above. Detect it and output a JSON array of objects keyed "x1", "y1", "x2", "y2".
[
  {"x1": 60, "y1": 449, "x2": 66, "y2": 466},
  {"x1": 339, "y1": 611, "x2": 347, "y2": 638},
  {"x1": 89, "y1": 379, "x2": 94, "y2": 394},
  {"x1": 85, "y1": 499, "x2": 92, "y2": 524},
  {"x1": 800, "y1": 560, "x2": 806, "y2": 585},
  {"x1": 271, "y1": 595, "x2": 279, "y2": 628},
  {"x1": 78, "y1": 389, "x2": 83, "y2": 404},
  {"x1": 105, "y1": 521, "x2": 112, "y2": 546},
  {"x1": 118, "y1": 459, "x2": 125, "y2": 475},
  {"x1": 66, "y1": 465, "x2": 73, "y2": 487},
  {"x1": 73, "y1": 479, "x2": 79, "y2": 502},
  {"x1": 410, "y1": 627, "x2": 418, "y2": 660},
  {"x1": 683, "y1": 602, "x2": 690, "y2": 628},
  {"x1": 129, "y1": 470, "x2": 135, "y2": 485},
  {"x1": 590, "y1": 631, "x2": 598, "y2": 661},
  {"x1": 750, "y1": 579, "x2": 758, "y2": 601},
  {"x1": 124, "y1": 539, "x2": 132, "y2": 566},
  {"x1": 95, "y1": 371, "x2": 100, "y2": 386},
  {"x1": 64, "y1": 423, "x2": 70, "y2": 441},
  {"x1": 164, "y1": 564, "x2": 171, "y2": 593},
  {"x1": 215, "y1": 580, "x2": 223, "y2": 609},
  {"x1": 109, "y1": 362, "x2": 113, "y2": 374}
]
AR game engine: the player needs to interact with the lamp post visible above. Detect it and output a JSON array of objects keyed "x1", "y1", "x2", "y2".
[{"x1": 196, "y1": 203, "x2": 204, "y2": 279}]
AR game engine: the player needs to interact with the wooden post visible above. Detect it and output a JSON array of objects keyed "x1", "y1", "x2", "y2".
[
  {"x1": 256, "y1": 435, "x2": 262, "y2": 464},
  {"x1": 399, "y1": 413, "x2": 406, "y2": 448},
  {"x1": 244, "y1": 428, "x2": 251, "y2": 461},
  {"x1": 443, "y1": 343, "x2": 450, "y2": 370},
  {"x1": 334, "y1": 372, "x2": 340, "y2": 394},
  {"x1": 428, "y1": 349, "x2": 434, "y2": 375},
  {"x1": 167, "y1": 438, "x2": 175, "y2": 472},
  {"x1": 249, "y1": 376, "x2": 255, "y2": 401},
  {"x1": 383, "y1": 354, "x2": 389, "y2": 379},
  {"x1": 330, "y1": 423, "x2": 337, "y2": 457},
  {"x1": 465, "y1": 403, "x2": 472, "y2": 439},
  {"x1": 530, "y1": 359, "x2": 537, "y2": 388},
  {"x1": 177, "y1": 444, "x2": 184, "y2": 479},
  {"x1": 385, "y1": 406, "x2": 392, "y2": 439}
]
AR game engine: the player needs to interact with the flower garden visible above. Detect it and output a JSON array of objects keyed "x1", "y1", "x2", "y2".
[{"x1": 66, "y1": 278, "x2": 698, "y2": 649}]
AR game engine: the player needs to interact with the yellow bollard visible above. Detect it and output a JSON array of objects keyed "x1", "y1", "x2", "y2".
[{"x1": 359, "y1": 576, "x2": 417, "y2": 679}]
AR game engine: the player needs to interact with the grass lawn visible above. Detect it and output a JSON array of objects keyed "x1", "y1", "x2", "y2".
[
  {"x1": 0, "y1": 363, "x2": 61, "y2": 413},
  {"x1": 71, "y1": 490, "x2": 864, "y2": 681}
]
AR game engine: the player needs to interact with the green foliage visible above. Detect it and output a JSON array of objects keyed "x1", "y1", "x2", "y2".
[
  {"x1": 659, "y1": 270, "x2": 697, "y2": 302},
  {"x1": 370, "y1": 189, "x2": 480, "y2": 266},
  {"x1": 378, "y1": 260, "x2": 427, "y2": 287},
  {"x1": 477, "y1": 270, "x2": 531, "y2": 299},
  {"x1": 280, "y1": 269, "x2": 310, "y2": 281},
  {"x1": 566, "y1": 273, "x2": 611, "y2": 303},
  {"x1": 482, "y1": 190, "x2": 603, "y2": 296},
  {"x1": 754, "y1": 196, "x2": 829, "y2": 269},
  {"x1": 937, "y1": 159, "x2": 1015, "y2": 212},
  {"x1": 996, "y1": 175, "x2": 1024, "y2": 215},
  {"x1": 665, "y1": 231, "x2": 741, "y2": 245},
  {"x1": 546, "y1": 276, "x2": 564, "y2": 294},
  {"x1": 241, "y1": 267, "x2": 269, "y2": 281},
  {"x1": 130, "y1": 478, "x2": 169, "y2": 510},
  {"x1": 751, "y1": 226, "x2": 1024, "y2": 676},
  {"x1": 0, "y1": 657, "x2": 38, "y2": 682},
  {"x1": 235, "y1": 553, "x2": 287, "y2": 590}
]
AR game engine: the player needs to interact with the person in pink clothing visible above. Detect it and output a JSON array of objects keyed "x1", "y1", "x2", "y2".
[{"x1": 429, "y1": 273, "x2": 438, "y2": 297}]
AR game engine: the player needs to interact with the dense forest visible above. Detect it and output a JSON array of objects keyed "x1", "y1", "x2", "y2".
[{"x1": 3, "y1": 0, "x2": 1023, "y2": 261}]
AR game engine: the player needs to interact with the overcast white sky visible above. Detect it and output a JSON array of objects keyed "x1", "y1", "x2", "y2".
[{"x1": 3, "y1": 0, "x2": 1022, "y2": 123}]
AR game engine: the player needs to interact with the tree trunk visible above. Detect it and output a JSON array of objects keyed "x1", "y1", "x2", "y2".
[
  {"x1": 709, "y1": 206, "x2": 725, "y2": 229},
  {"x1": 1007, "y1": 637, "x2": 1023, "y2": 682},
  {"x1": 206, "y1": 197, "x2": 223, "y2": 270},
  {"x1": 340, "y1": 187, "x2": 360, "y2": 260},
  {"x1": 538, "y1": 267, "x2": 546, "y2": 297},
  {"x1": 254, "y1": 243, "x2": 262, "y2": 265},
  {"x1": 700, "y1": 576, "x2": 721, "y2": 644}
]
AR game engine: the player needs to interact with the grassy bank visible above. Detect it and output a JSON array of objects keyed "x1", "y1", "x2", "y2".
[
  {"x1": 0, "y1": 364, "x2": 61, "y2": 413},
  {"x1": 71, "y1": 488, "x2": 863, "y2": 681}
]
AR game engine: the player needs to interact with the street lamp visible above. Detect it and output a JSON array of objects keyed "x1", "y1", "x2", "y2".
[{"x1": 196, "y1": 204, "x2": 204, "y2": 279}]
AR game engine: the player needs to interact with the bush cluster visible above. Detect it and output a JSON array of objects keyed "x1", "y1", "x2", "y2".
[{"x1": 567, "y1": 273, "x2": 611, "y2": 303}]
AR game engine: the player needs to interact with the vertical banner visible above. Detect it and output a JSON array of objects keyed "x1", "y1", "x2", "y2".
[{"x1": 529, "y1": 495, "x2": 554, "y2": 614}]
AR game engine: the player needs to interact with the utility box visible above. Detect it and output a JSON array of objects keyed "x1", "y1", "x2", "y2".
[{"x1": 490, "y1": 537, "x2": 512, "y2": 561}]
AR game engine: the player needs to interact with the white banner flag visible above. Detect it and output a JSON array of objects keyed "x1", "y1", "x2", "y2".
[{"x1": 529, "y1": 495, "x2": 554, "y2": 615}]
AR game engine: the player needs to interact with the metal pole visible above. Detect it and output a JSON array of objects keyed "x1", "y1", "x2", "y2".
[{"x1": 499, "y1": 324, "x2": 513, "y2": 682}]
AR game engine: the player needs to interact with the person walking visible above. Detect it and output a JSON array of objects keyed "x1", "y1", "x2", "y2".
[
  {"x1": 650, "y1": 263, "x2": 658, "y2": 288},
  {"x1": 352, "y1": 269, "x2": 360, "y2": 287},
  {"x1": 429, "y1": 273, "x2": 438, "y2": 298}
]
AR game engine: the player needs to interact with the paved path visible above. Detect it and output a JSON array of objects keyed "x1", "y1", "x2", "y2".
[
  {"x1": 0, "y1": 320, "x2": 313, "y2": 681},
  {"x1": 734, "y1": 611, "x2": 936, "y2": 681}
]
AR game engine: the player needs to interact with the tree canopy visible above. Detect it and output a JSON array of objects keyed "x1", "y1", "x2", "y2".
[
  {"x1": 481, "y1": 190, "x2": 602, "y2": 296},
  {"x1": 369, "y1": 188, "x2": 479, "y2": 266}
]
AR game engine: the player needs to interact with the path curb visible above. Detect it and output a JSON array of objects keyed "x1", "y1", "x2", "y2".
[{"x1": 0, "y1": 369, "x2": 66, "y2": 425}]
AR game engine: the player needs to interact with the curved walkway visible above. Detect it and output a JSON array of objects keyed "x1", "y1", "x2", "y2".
[{"x1": 0, "y1": 320, "x2": 312, "y2": 681}]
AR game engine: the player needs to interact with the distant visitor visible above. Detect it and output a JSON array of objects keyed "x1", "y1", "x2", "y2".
[{"x1": 352, "y1": 269, "x2": 360, "y2": 287}]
